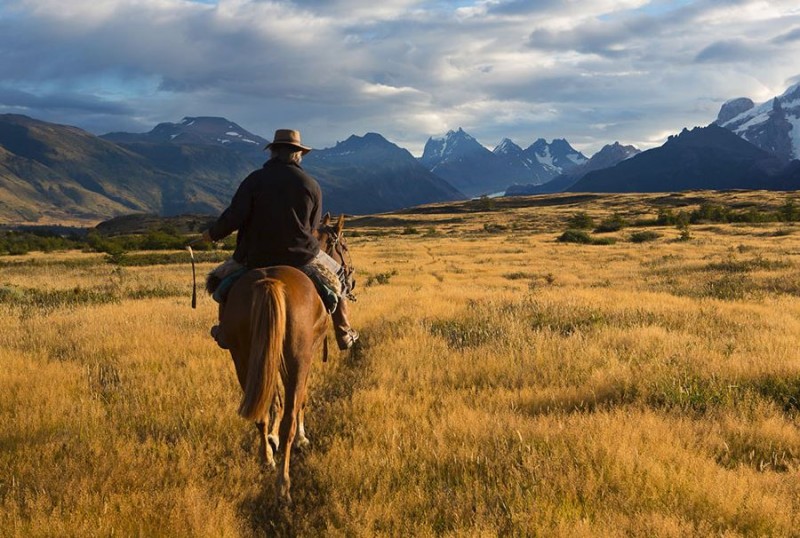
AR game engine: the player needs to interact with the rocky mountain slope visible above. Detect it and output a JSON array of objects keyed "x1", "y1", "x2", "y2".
[
  {"x1": 506, "y1": 142, "x2": 640, "y2": 195},
  {"x1": 714, "y1": 82, "x2": 800, "y2": 162},
  {"x1": 0, "y1": 115, "x2": 464, "y2": 223},
  {"x1": 303, "y1": 133, "x2": 464, "y2": 214},
  {"x1": 567, "y1": 125, "x2": 788, "y2": 192},
  {"x1": 420, "y1": 128, "x2": 587, "y2": 197}
]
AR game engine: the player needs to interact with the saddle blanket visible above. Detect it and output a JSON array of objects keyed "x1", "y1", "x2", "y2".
[{"x1": 207, "y1": 251, "x2": 344, "y2": 313}]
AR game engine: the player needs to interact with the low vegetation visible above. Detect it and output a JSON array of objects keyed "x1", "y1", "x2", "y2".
[{"x1": 3, "y1": 190, "x2": 800, "y2": 536}]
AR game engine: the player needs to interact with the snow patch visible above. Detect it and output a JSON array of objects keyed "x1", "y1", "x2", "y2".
[
  {"x1": 535, "y1": 146, "x2": 554, "y2": 167},
  {"x1": 566, "y1": 153, "x2": 586, "y2": 165},
  {"x1": 789, "y1": 115, "x2": 800, "y2": 159},
  {"x1": 733, "y1": 111, "x2": 770, "y2": 134},
  {"x1": 242, "y1": 138, "x2": 258, "y2": 144},
  {"x1": 226, "y1": 131, "x2": 242, "y2": 137},
  {"x1": 170, "y1": 134, "x2": 179, "y2": 140}
]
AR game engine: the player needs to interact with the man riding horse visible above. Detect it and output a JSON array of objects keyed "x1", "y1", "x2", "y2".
[{"x1": 201, "y1": 128, "x2": 359, "y2": 351}]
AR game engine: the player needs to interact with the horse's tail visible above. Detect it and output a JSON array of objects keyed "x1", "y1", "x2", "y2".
[{"x1": 238, "y1": 277, "x2": 287, "y2": 421}]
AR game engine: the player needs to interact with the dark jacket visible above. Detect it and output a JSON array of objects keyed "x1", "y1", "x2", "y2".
[{"x1": 208, "y1": 159, "x2": 322, "y2": 268}]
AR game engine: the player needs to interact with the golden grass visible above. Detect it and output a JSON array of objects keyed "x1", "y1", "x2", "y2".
[{"x1": 3, "y1": 191, "x2": 800, "y2": 536}]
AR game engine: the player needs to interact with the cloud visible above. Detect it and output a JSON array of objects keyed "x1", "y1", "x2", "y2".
[
  {"x1": 694, "y1": 39, "x2": 761, "y2": 63},
  {"x1": 0, "y1": 87, "x2": 134, "y2": 115},
  {"x1": 772, "y1": 27, "x2": 800, "y2": 44},
  {"x1": 0, "y1": 0, "x2": 799, "y2": 156}
]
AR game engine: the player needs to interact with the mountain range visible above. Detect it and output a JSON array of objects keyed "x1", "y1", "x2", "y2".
[
  {"x1": 420, "y1": 128, "x2": 587, "y2": 197},
  {"x1": 506, "y1": 142, "x2": 640, "y2": 195},
  {"x1": 0, "y1": 114, "x2": 464, "y2": 223},
  {"x1": 2, "y1": 79, "x2": 800, "y2": 224},
  {"x1": 504, "y1": 81, "x2": 800, "y2": 196},
  {"x1": 566, "y1": 125, "x2": 787, "y2": 192}
]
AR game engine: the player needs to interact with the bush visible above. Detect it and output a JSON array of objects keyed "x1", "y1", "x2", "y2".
[
  {"x1": 558, "y1": 230, "x2": 616, "y2": 245},
  {"x1": 629, "y1": 231, "x2": 661, "y2": 243},
  {"x1": 366, "y1": 270, "x2": 398, "y2": 286},
  {"x1": 594, "y1": 213, "x2": 628, "y2": 233},
  {"x1": 483, "y1": 223, "x2": 507, "y2": 234},
  {"x1": 558, "y1": 229, "x2": 593, "y2": 244},
  {"x1": 566, "y1": 212, "x2": 594, "y2": 230}
]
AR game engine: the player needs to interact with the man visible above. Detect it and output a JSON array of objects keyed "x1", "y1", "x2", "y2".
[{"x1": 202, "y1": 128, "x2": 358, "y2": 350}]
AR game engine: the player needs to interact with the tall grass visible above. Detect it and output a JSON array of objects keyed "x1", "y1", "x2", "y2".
[{"x1": 3, "y1": 191, "x2": 800, "y2": 536}]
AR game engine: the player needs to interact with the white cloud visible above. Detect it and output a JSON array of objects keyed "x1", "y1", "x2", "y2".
[{"x1": 1, "y1": 0, "x2": 799, "y2": 156}]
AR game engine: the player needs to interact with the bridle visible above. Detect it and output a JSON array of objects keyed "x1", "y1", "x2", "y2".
[{"x1": 319, "y1": 225, "x2": 357, "y2": 301}]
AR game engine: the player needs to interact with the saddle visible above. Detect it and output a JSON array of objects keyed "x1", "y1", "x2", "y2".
[{"x1": 206, "y1": 257, "x2": 340, "y2": 313}]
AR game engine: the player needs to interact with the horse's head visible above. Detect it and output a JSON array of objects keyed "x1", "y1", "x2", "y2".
[{"x1": 317, "y1": 213, "x2": 356, "y2": 298}]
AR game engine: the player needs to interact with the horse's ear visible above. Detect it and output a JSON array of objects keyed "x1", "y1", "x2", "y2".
[
  {"x1": 322, "y1": 212, "x2": 331, "y2": 226},
  {"x1": 336, "y1": 214, "x2": 345, "y2": 233}
]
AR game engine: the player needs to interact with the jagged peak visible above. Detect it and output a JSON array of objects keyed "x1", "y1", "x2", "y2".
[
  {"x1": 339, "y1": 132, "x2": 393, "y2": 147},
  {"x1": 494, "y1": 138, "x2": 522, "y2": 153},
  {"x1": 779, "y1": 79, "x2": 800, "y2": 100}
]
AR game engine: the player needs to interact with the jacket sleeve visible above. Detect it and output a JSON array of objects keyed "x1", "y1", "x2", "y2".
[{"x1": 208, "y1": 173, "x2": 255, "y2": 241}]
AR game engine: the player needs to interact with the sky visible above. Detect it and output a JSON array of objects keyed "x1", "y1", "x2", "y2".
[{"x1": 1, "y1": 0, "x2": 800, "y2": 156}]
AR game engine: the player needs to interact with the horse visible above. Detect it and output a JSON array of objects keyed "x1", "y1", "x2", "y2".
[{"x1": 217, "y1": 213, "x2": 353, "y2": 504}]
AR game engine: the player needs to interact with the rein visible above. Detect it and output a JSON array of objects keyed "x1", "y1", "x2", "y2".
[{"x1": 320, "y1": 225, "x2": 356, "y2": 301}]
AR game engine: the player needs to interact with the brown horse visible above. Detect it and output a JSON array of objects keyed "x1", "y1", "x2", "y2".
[{"x1": 218, "y1": 213, "x2": 352, "y2": 504}]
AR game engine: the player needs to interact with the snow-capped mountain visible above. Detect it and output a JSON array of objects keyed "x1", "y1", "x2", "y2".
[
  {"x1": 304, "y1": 132, "x2": 464, "y2": 213},
  {"x1": 714, "y1": 81, "x2": 800, "y2": 162},
  {"x1": 493, "y1": 138, "x2": 553, "y2": 184},
  {"x1": 419, "y1": 128, "x2": 517, "y2": 197},
  {"x1": 506, "y1": 142, "x2": 639, "y2": 195},
  {"x1": 524, "y1": 138, "x2": 588, "y2": 176},
  {"x1": 420, "y1": 128, "x2": 588, "y2": 196},
  {"x1": 103, "y1": 116, "x2": 268, "y2": 152}
]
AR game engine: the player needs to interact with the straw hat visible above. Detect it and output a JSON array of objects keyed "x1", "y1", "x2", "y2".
[{"x1": 265, "y1": 129, "x2": 312, "y2": 154}]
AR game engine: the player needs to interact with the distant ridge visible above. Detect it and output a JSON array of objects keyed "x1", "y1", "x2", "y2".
[
  {"x1": 304, "y1": 133, "x2": 464, "y2": 214},
  {"x1": 420, "y1": 128, "x2": 587, "y2": 197},
  {"x1": 507, "y1": 142, "x2": 639, "y2": 195},
  {"x1": 568, "y1": 125, "x2": 789, "y2": 192}
]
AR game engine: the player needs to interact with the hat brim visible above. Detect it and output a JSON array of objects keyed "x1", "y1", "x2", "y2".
[{"x1": 265, "y1": 142, "x2": 312, "y2": 155}]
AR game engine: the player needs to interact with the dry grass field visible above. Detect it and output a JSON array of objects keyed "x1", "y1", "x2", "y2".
[{"x1": 2, "y1": 190, "x2": 800, "y2": 536}]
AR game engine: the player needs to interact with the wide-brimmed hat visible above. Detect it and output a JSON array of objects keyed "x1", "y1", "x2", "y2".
[{"x1": 265, "y1": 129, "x2": 312, "y2": 154}]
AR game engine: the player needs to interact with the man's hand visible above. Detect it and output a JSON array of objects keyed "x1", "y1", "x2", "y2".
[{"x1": 201, "y1": 230, "x2": 213, "y2": 243}]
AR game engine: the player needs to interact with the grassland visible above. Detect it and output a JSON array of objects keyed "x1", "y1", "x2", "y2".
[{"x1": 2, "y1": 190, "x2": 800, "y2": 536}]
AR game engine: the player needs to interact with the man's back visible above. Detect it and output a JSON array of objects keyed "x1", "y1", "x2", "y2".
[{"x1": 209, "y1": 159, "x2": 322, "y2": 268}]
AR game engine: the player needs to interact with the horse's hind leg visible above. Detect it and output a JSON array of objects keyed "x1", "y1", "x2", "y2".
[
  {"x1": 276, "y1": 361, "x2": 310, "y2": 505},
  {"x1": 294, "y1": 404, "x2": 311, "y2": 450},
  {"x1": 267, "y1": 392, "x2": 283, "y2": 454},
  {"x1": 256, "y1": 422, "x2": 276, "y2": 470}
]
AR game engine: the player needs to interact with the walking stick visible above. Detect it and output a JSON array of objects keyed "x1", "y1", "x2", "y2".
[{"x1": 186, "y1": 239, "x2": 202, "y2": 309}]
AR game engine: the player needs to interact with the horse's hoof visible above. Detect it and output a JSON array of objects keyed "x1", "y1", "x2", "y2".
[
  {"x1": 294, "y1": 436, "x2": 311, "y2": 450},
  {"x1": 267, "y1": 434, "x2": 279, "y2": 453}
]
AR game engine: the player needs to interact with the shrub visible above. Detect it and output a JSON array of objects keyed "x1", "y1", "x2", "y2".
[
  {"x1": 472, "y1": 195, "x2": 497, "y2": 211},
  {"x1": 558, "y1": 229, "x2": 593, "y2": 244},
  {"x1": 778, "y1": 198, "x2": 800, "y2": 222},
  {"x1": 677, "y1": 221, "x2": 692, "y2": 241},
  {"x1": 558, "y1": 230, "x2": 616, "y2": 245},
  {"x1": 566, "y1": 212, "x2": 594, "y2": 230},
  {"x1": 366, "y1": 270, "x2": 398, "y2": 286},
  {"x1": 629, "y1": 231, "x2": 661, "y2": 243},
  {"x1": 483, "y1": 223, "x2": 507, "y2": 234},
  {"x1": 594, "y1": 213, "x2": 628, "y2": 233}
]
